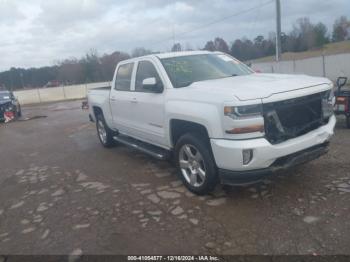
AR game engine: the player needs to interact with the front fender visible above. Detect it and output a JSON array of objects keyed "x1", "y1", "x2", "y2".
[{"x1": 165, "y1": 100, "x2": 222, "y2": 143}]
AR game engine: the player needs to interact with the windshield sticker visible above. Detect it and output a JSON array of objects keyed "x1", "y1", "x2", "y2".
[
  {"x1": 217, "y1": 54, "x2": 232, "y2": 62},
  {"x1": 217, "y1": 54, "x2": 240, "y2": 64}
]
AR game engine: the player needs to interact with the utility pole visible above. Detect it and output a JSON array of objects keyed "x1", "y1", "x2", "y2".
[
  {"x1": 275, "y1": 0, "x2": 281, "y2": 61},
  {"x1": 20, "y1": 72, "x2": 24, "y2": 89}
]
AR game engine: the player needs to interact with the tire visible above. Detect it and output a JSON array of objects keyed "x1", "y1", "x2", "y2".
[
  {"x1": 174, "y1": 133, "x2": 218, "y2": 195},
  {"x1": 346, "y1": 116, "x2": 350, "y2": 129},
  {"x1": 96, "y1": 114, "x2": 115, "y2": 148},
  {"x1": 17, "y1": 105, "x2": 22, "y2": 117}
]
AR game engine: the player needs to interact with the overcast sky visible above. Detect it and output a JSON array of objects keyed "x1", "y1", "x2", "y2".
[{"x1": 0, "y1": 0, "x2": 349, "y2": 71}]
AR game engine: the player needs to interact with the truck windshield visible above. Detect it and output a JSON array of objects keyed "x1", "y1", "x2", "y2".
[{"x1": 160, "y1": 53, "x2": 253, "y2": 88}]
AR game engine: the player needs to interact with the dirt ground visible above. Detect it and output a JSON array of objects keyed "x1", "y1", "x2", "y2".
[{"x1": 0, "y1": 100, "x2": 349, "y2": 255}]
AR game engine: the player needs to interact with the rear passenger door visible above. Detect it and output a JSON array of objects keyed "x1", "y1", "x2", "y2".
[
  {"x1": 132, "y1": 59, "x2": 166, "y2": 147},
  {"x1": 110, "y1": 62, "x2": 136, "y2": 134}
]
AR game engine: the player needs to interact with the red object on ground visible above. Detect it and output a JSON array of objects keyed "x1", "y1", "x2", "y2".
[
  {"x1": 4, "y1": 111, "x2": 14, "y2": 118},
  {"x1": 4, "y1": 111, "x2": 15, "y2": 122}
]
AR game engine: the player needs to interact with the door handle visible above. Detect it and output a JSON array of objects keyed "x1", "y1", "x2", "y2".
[
  {"x1": 130, "y1": 98, "x2": 138, "y2": 104},
  {"x1": 110, "y1": 96, "x2": 117, "y2": 101}
]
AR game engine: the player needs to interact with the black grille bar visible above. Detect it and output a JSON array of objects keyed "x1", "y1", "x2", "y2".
[{"x1": 263, "y1": 92, "x2": 328, "y2": 144}]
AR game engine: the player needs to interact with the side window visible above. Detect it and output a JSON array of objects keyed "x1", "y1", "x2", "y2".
[
  {"x1": 115, "y1": 63, "x2": 134, "y2": 91},
  {"x1": 135, "y1": 61, "x2": 162, "y2": 92}
]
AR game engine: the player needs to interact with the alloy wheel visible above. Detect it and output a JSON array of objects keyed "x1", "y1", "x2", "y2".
[
  {"x1": 179, "y1": 144, "x2": 206, "y2": 187},
  {"x1": 97, "y1": 119, "x2": 107, "y2": 144}
]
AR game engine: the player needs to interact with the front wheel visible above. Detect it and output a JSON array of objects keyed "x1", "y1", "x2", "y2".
[
  {"x1": 96, "y1": 114, "x2": 115, "y2": 148},
  {"x1": 174, "y1": 133, "x2": 218, "y2": 195}
]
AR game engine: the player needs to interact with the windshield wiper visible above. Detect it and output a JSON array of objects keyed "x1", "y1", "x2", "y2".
[
  {"x1": 178, "y1": 81, "x2": 193, "y2": 88},
  {"x1": 219, "y1": 74, "x2": 238, "y2": 80}
]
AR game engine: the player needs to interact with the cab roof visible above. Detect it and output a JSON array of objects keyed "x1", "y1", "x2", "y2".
[
  {"x1": 155, "y1": 50, "x2": 220, "y2": 59},
  {"x1": 121, "y1": 50, "x2": 223, "y2": 64}
]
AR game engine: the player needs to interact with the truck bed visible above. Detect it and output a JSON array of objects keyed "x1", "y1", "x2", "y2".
[
  {"x1": 90, "y1": 85, "x2": 111, "y2": 90},
  {"x1": 87, "y1": 86, "x2": 111, "y2": 122}
]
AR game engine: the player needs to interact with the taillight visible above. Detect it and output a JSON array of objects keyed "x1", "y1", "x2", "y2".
[
  {"x1": 335, "y1": 96, "x2": 349, "y2": 112},
  {"x1": 336, "y1": 96, "x2": 347, "y2": 103}
]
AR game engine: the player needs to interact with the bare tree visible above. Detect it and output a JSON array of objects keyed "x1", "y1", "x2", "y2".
[
  {"x1": 131, "y1": 47, "x2": 153, "y2": 58},
  {"x1": 58, "y1": 58, "x2": 84, "y2": 85},
  {"x1": 203, "y1": 40, "x2": 215, "y2": 51},
  {"x1": 213, "y1": 37, "x2": 229, "y2": 54},
  {"x1": 100, "y1": 52, "x2": 130, "y2": 80},
  {"x1": 203, "y1": 37, "x2": 229, "y2": 53},
  {"x1": 171, "y1": 43, "x2": 182, "y2": 52},
  {"x1": 332, "y1": 16, "x2": 350, "y2": 42}
]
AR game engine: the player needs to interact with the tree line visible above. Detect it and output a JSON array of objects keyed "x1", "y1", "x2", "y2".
[{"x1": 1, "y1": 16, "x2": 349, "y2": 90}]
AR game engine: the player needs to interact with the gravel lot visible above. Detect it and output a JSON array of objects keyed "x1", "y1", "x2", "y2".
[{"x1": 0, "y1": 100, "x2": 349, "y2": 255}]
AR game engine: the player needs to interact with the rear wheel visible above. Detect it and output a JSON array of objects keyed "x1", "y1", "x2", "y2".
[
  {"x1": 175, "y1": 133, "x2": 218, "y2": 195},
  {"x1": 96, "y1": 114, "x2": 115, "y2": 148},
  {"x1": 346, "y1": 116, "x2": 350, "y2": 129}
]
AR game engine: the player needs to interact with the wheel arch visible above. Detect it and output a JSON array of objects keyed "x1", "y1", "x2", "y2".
[
  {"x1": 92, "y1": 106, "x2": 103, "y2": 118},
  {"x1": 169, "y1": 119, "x2": 211, "y2": 148}
]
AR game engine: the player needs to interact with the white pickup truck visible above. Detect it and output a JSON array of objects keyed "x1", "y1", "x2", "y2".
[{"x1": 88, "y1": 51, "x2": 336, "y2": 194}]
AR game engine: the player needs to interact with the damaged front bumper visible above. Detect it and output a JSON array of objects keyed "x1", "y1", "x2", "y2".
[
  {"x1": 211, "y1": 115, "x2": 336, "y2": 185},
  {"x1": 219, "y1": 142, "x2": 329, "y2": 185}
]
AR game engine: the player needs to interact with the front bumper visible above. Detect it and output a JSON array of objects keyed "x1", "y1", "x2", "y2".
[
  {"x1": 210, "y1": 115, "x2": 336, "y2": 185},
  {"x1": 219, "y1": 142, "x2": 329, "y2": 185}
]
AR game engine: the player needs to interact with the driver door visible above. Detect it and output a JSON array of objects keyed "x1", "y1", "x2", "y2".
[{"x1": 131, "y1": 59, "x2": 166, "y2": 147}]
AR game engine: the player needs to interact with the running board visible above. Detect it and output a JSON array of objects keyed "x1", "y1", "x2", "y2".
[{"x1": 113, "y1": 135, "x2": 170, "y2": 160}]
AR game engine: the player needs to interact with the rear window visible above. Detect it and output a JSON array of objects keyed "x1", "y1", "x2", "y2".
[{"x1": 115, "y1": 63, "x2": 134, "y2": 91}]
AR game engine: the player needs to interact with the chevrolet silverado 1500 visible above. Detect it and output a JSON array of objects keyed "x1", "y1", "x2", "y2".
[{"x1": 88, "y1": 51, "x2": 336, "y2": 195}]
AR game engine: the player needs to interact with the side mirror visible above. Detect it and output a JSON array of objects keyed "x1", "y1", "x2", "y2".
[
  {"x1": 142, "y1": 77, "x2": 163, "y2": 93},
  {"x1": 336, "y1": 77, "x2": 347, "y2": 91}
]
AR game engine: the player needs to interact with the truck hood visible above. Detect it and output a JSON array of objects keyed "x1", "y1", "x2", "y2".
[{"x1": 187, "y1": 73, "x2": 332, "y2": 101}]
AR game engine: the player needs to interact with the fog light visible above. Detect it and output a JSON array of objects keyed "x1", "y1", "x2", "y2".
[{"x1": 242, "y1": 149, "x2": 253, "y2": 165}]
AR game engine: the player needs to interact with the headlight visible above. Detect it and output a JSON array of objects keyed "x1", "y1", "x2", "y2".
[
  {"x1": 224, "y1": 104, "x2": 264, "y2": 135},
  {"x1": 224, "y1": 104, "x2": 262, "y2": 119},
  {"x1": 322, "y1": 89, "x2": 334, "y2": 119}
]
